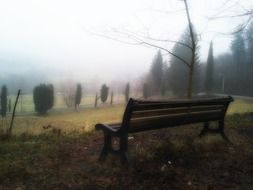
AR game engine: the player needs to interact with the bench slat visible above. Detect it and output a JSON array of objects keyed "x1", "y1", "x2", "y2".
[
  {"x1": 129, "y1": 110, "x2": 223, "y2": 132},
  {"x1": 132, "y1": 101, "x2": 229, "y2": 111},
  {"x1": 131, "y1": 105, "x2": 224, "y2": 118},
  {"x1": 95, "y1": 96, "x2": 233, "y2": 164}
]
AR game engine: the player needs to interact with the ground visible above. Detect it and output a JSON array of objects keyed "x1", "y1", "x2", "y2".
[{"x1": 0, "y1": 98, "x2": 253, "y2": 189}]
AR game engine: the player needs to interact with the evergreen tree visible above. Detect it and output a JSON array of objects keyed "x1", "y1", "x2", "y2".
[
  {"x1": 230, "y1": 33, "x2": 247, "y2": 94},
  {"x1": 1, "y1": 85, "x2": 7, "y2": 117},
  {"x1": 143, "y1": 83, "x2": 149, "y2": 99},
  {"x1": 205, "y1": 41, "x2": 214, "y2": 94},
  {"x1": 246, "y1": 21, "x2": 253, "y2": 65},
  {"x1": 150, "y1": 50, "x2": 164, "y2": 94},
  {"x1": 100, "y1": 84, "x2": 109, "y2": 103},
  {"x1": 8, "y1": 98, "x2": 11, "y2": 112},
  {"x1": 124, "y1": 83, "x2": 130, "y2": 103},
  {"x1": 245, "y1": 22, "x2": 253, "y2": 95},
  {"x1": 33, "y1": 84, "x2": 54, "y2": 115},
  {"x1": 110, "y1": 91, "x2": 114, "y2": 105},
  {"x1": 75, "y1": 83, "x2": 82, "y2": 109},
  {"x1": 231, "y1": 33, "x2": 246, "y2": 72},
  {"x1": 168, "y1": 27, "x2": 198, "y2": 97}
]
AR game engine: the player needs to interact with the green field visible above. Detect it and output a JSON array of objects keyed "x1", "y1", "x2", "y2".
[
  {"x1": 1, "y1": 97, "x2": 253, "y2": 136},
  {"x1": 9, "y1": 93, "x2": 126, "y2": 112},
  {"x1": 1, "y1": 97, "x2": 253, "y2": 189}
]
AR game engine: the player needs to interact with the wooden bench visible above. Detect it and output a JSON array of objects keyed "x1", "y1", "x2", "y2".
[{"x1": 95, "y1": 96, "x2": 233, "y2": 164}]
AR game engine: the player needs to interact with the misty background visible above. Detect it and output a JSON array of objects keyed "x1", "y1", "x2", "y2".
[{"x1": 0, "y1": 0, "x2": 252, "y2": 94}]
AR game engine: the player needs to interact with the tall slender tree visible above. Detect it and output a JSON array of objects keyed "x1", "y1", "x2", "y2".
[
  {"x1": 169, "y1": 27, "x2": 198, "y2": 97},
  {"x1": 124, "y1": 83, "x2": 130, "y2": 103},
  {"x1": 75, "y1": 83, "x2": 82, "y2": 110},
  {"x1": 231, "y1": 33, "x2": 246, "y2": 73},
  {"x1": 143, "y1": 83, "x2": 149, "y2": 99},
  {"x1": 150, "y1": 50, "x2": 164, "y2": 94},
  {"x1": 1, "y1": 85, "x2": 7, "y2": 117},
  {"x1": 245, "y1": 21, "x2": 253, "y2": 63},
  {"x1": 205, "y1": 41, "x2": 214, "y2": 94}
]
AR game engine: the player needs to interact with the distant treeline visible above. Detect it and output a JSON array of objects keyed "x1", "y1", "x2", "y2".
[{"x1": 143, "y1": 23, "x2": 253, "y2": 97}]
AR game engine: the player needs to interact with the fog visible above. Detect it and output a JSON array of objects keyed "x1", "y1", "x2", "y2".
[{"x1": 0, "y1": 0, "x2": 251, "y2": 93}]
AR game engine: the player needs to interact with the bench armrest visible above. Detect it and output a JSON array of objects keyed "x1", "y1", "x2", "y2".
[{"x1": 95, "y1": 123, "x2": 121, "y2": 135}]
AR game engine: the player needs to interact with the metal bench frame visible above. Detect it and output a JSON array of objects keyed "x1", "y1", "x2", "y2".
[{"x1": 95, "y1": 96, "x2": 233, "y2": 164}]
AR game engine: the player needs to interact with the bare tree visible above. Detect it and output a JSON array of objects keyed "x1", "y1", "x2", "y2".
[
  {"x1": 61, "y1": 79, "x2": 76, "y2": 108},
  {"x1": 207, "y1": 0, "x2": 253, "y2": 33},
  {"x1": 96, "y1": 0, "x2": 197, "y2": 98}
]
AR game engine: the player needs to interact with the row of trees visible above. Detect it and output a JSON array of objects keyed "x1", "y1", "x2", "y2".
[
  {"x1": 144, "y1": 27, "x2": 200, "y2": 97},
  {"x1": 95, "y1": 83, "x2": 131, "y2": 107},
  {"x1": 211, "y1": 21, "x2": 253, "y2": 96},
  {"x1": 144, "y1": 19, "x2": 253, "y2": 97},
  {"x1": 1, "y1": 82, "x2": 135, "y2": 116}
]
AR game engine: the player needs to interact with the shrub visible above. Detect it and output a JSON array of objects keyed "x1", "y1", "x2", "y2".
[
  {"x1": 33, "y1": 84, "x2": 54, "y2": 114},
  {"x1": 100, "y1": 84, "x2": 109, "y2": 103},
  {"x1": 1, "y1": 85, "x2": 7, "y2": 117},
  {"x1": 143, "y1": 83, "x2": 149, "y2": 99},
  {"x1": 75, "y1": 83, "x2": 82, "y2": 109},
  {"x1": 124, "y1": 83, "x2": 130, "y2": 103}
]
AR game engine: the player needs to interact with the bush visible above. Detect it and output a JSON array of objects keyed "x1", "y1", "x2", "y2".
[
  {"x1": 124, "y1": 83, "x2": 130, "y2": 103},
  {"x1": 143, "y1": 83, "x2": 149, "y2": 99},
  {"x1": 33, "y1": 84, "x2": 54, "y2": 114},
  {"x1": 75, "y1": 83, "x2": 82, "y2": 109},
  {"x1": 100, "y1": 84, "x2": 109, "y2": 103},
  {"x1": 1, "y1": 85, "x2": 7, "y2": 117}
]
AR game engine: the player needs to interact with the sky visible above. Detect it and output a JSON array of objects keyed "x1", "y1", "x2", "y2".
[{"x1": 0, "y1": 0, "x2": 251, "y2": 85}]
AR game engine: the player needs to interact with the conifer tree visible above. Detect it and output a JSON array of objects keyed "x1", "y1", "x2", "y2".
[
  {"x1": 150, "y1": 50, "x2": 164, "y2": 94},
  {"x1": 75, "y1": 83, "x2": 82, "y2": 110},
  {"x1": 124, "y1": 83, "x2": 130, "y2": 103},
  {"x1": 205, "y1": 42, "x2": 214, "y2": 94},
  {"x1": 1, "y1": 85, "x2": 7, "y2": 117},
  {"x1": 100, "y1": 84, "x2": 109, "y2": 103},
  {"x1": 33, "y1": 84, "x2": 54, "y2": 115}
]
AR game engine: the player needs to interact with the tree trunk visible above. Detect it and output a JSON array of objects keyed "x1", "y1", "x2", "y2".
[
  {"x1": 8, "y1": 89, "x2": 21, "y2": 137},
  {"x1": 184, "y1": 0, "x2": 196, "y2": 99}
]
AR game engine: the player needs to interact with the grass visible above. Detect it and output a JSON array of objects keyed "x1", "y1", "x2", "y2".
[
  {"x1": 1, "y1": 97, "x2": 253, "y2": 136},
  {"x1": 1, "y1": 106, "x2": 124, "y2": 135},
  {"x1": 227, "y1": 98, "x2": 253, "y2": 114},
  {"x1": 0, "y1": 115, "x2": 253, "y2": 189},
  {"x1": 0, "y1": 97, "x2": 253, "y2": 189},
  {"x1": 9, "y1": 94, "x2": 126, "y2": 113}
]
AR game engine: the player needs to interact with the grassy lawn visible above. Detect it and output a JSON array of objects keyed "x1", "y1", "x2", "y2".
[
  {"x1": 9, "y1": 94, "x2": 126, "y2": 113},
  {"x1": 0, "y1": 97, "x2": 252, "y2": 136},
  {"x1": 1, "y1": 106, "x2": 125, "y2": 135},
  {"x1": 227, "y1": 98, "x2": 253, "y2": 114},
  {"x1": 0, "y1": 97, "x2": 253, "y2": 189}
]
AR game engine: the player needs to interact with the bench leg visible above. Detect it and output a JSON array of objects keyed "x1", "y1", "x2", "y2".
[
  {"x1": 199, "y1": 122, "x2": 209, "y2": 137},
  {"x1": 218, "y1": 120, "x2": 230, "y2": 143},
  {"x1": 199, "y1": 121, "x2": 230, "y2": 142},
  {"x1": 120, "y1": 135, "x2": 129, "y2": 165},
  {"x1": 98, "y1": 133, "x2": 112, "y2": 162}
]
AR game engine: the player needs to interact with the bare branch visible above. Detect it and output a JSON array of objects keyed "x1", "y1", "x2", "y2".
[
  {"x1": 208, "y1": 10, "x2": 253, "y2": 20},
  {"x1": 150, "y1": 8, "x2": 185, "y2": 15},
  {"x1": 207, "y1": 0, "x2": 242, "y2": 20},
  {"x1": 144, "y1": 36, "x2": 193, "y2": 50},
  {"x1": 139, "y1": 41, "x2": 191, "y2": 67},
  {"x1": 209, "y1": 14, "x2": 252, "y2": 35},
  {"x1": 93, "y1": 33, "x2": 142, "y2": 46}
]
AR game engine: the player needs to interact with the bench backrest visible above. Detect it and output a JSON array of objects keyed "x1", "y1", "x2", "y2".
[{"x1": 120, "y1": 96, "x2": 233, "y2": 133}]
